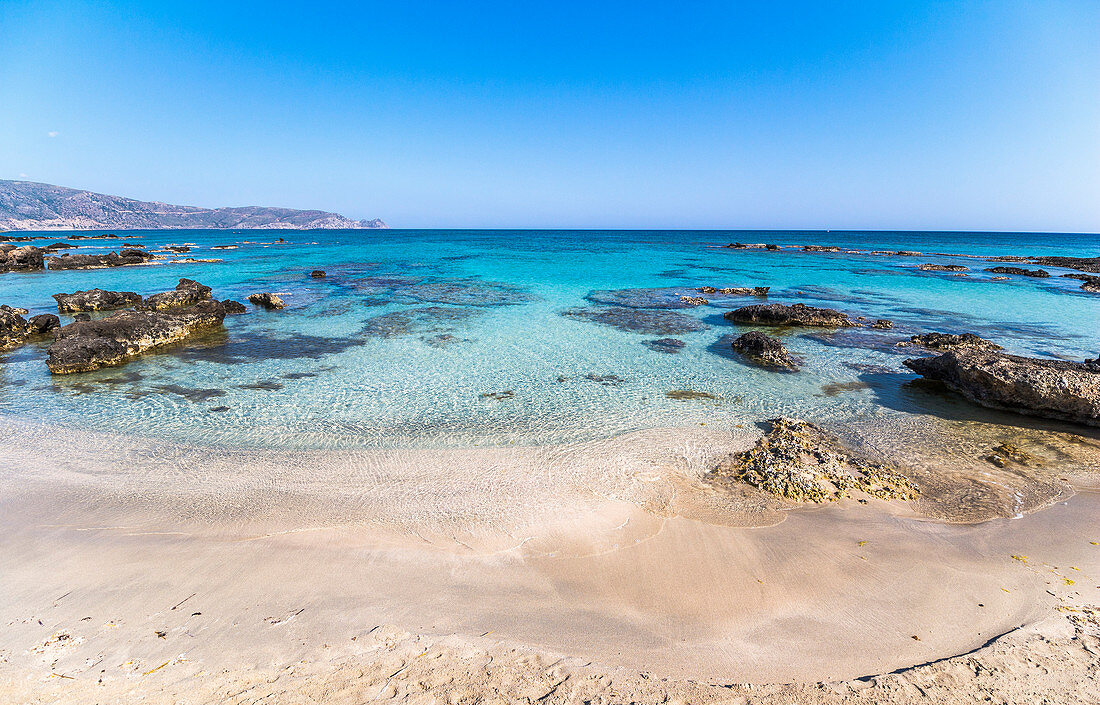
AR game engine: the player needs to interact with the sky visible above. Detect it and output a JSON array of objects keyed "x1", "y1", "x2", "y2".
[{"x1": 1, "y1": 1, "x2": 1098, "y2": 231}]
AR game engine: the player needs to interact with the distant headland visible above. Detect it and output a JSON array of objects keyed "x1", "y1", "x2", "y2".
[{"x1": 0, "y1": 179, "x2": 386, "y2": 231}]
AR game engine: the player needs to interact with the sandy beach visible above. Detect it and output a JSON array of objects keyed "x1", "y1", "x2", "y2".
[{"x1": 2, "y1": 417, "x2": 1097, "y2": 704}]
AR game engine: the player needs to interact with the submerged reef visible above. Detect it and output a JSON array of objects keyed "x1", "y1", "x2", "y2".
[
  {"x1": 561, "y1": 306, "x2": 709, "y2": 335},
  {"x1": 712, "y1": 417, "x2": 920, "y2": 503}
]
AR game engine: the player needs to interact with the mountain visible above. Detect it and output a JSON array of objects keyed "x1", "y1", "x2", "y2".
[{"x1": 0, "y1": 180, "x2": 386, "y2": 231}]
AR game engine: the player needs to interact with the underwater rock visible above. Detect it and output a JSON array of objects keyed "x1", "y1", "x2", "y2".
[
  {"x1": 642, "y1": 337, "x2": 686, "y2": 354},
  {"x1": 0, "y1": 244, "x2": 45, "y2": 272},
  {"x1": 393, "y1": 280, "x2": 533, "y2": 307},
  {"x1": 665, "y1": 389, "x2": 717, "y2": 400},
  {"x1": 711, "y1": 417, "x2": 919, "y2": 503},
  {"x1": 222, "y1": 299, "x2": 247, "y2": 314},
  {"x1": 985, "y1": 442, "x2": 1037, "y2": 468},
  {"x1": 730, "y1": 331, "x2": 800, "y2": 371},
  {"x1": 480, "y1": 390, "x2": 514, "y2": 401},
  {"x1": 137, "y1": 279, "x2": 212, "y2": 311},
  {"x1": 724, "y1": 303, "x2": 856, "y2": 328},
  {"x1": 986, "y1": 266, "x2": 1050, "y2": 278},
  {"x1": 918, "y1": 263, "x2": 969, "y2": 272},
  {"x1": 53, "y1": 288, "x2": 143, "y2": 313},
  {"x1": 310, "y1": 270, "x2": 326, "y2": 278},
  {"x1": 46, "y1": 249, "x2": 154, "y2": 270},
  {"x1": 46, "y1": 300, "x2": 227, "y2": 374},
  {"x1": 561, "y1": 306, "x2": 709, "y2": 335},
  {"x1": 904, "y1": 351, "x2": 1100, "y2": 426},
  {"x1": 248, "y1": 292, "x2": 286, "y2": 310},
  {"x1": 900, "y1": 332, "x2": 1002, "y2": 352}
]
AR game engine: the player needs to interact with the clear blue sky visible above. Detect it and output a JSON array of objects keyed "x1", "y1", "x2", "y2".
[{"x1": 1, "y1": 1, "x2": 1098, "y2": 230}]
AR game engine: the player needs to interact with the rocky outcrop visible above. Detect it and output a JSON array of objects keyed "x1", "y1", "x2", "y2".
[
  {"x1": 679, "y1": 295, "x2": 708, "y2": 306},
  {"x1": 698, "y1": 286, "x2": 770, "y2": 296},
  {"x1": 1, "y1": 307, "x2": 60, "y2": 349},
  {"x1": 222, "y1": 299, "x2": 247, "y2": 314},
  {"x1": 53, "y1": 288, "x2": 143, "y2": 313},
  {"x1": 0, "y1": 244, "x2": 46, "y2": 272},
  {"x1": 45, "y1": 300, "x2": 227, "y2": 374},
  {"x1": 900, "y1": 332, "x2": 1002, "y2": 352},
  {"x1": 310, "y1": 270, "x2": 326, "y2": 278},
  {"x1": 904, "y1": 351, "x2": 1100, "y2": 426},
  {"x1": 137, "y1": 279, "x2": 212, "y2": 311},
  {"x1": 730, "y1": 331, "x2": 799, "y2": 371},
  {"x1": 1029, "y1": 256, "x2": 1100, "y2": 274},
  {"x1": 724, "y1": 303, "x2": 856, "y2": 327},
  {"x1": 0, "y1": 307, "x2": 29, "y2": 349},
  {"x1": 986, "y1": 266, "x2": 1050, "y2": 278},
  {"x1": 247, "y1": 292, "x2": 285, "y2": 310},
  {"x1": 918, "y1": 263, "x2": 968, "y2": 272},
  {"x1": 711, "y1": 417, "x2": 919, "y2": 502},
  {"x1": 46, "y1": 248, "x2": 153, "y2": 270},
  {"x1": 27, "y1": 314, "x2": 60, "y2": 335}
]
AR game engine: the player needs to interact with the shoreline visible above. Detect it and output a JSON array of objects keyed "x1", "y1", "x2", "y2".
[{"x1": 1, "y1": 416, "x2": 1098, "y2": 701}]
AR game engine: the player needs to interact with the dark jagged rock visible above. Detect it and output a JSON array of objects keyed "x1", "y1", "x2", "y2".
[
  {"x1": 904, "y1": 351, "x2": 1100, "y2": 426},
  {"x1": 698, "y1": 286, "x2": 769, "y2": 296},
  {"x1": 918, "y1": 263, "x2": 969, "y2": 272},
  {"x1": 766, "y1": 244, "x2": 780, "y2": 250},
  {"x1": 73, "y1": 313, "x2": 91, "y2": 322},
  {"x1": 310, "y1": 270, "x2": 326, "y2": 278},
  {"x1": 730, "y1": 331, "x2": 800, "y2": 371},
  {"x1": 43, "y1": 242, "x2": 75, "y2": 251},
  {"x1": 679, "y1": 295, "x2": 708, "y2": 306},
  {"x1": 164, "y1": 245, "x2": 191, "y2": 253},
  {"x1": 711, "y1": 417, "x2": 919, "y2": 503},
  {"x1": 1, "y1": 304, "x2": 29, "y2": 315},
  {"x1": 642, "y1": 337, "x2": 686, "y2": 354},
  {"x1": 870, "y1": 319, "x2": 893, "y2": 329},
  {"x1": 46, "y1": 300, "x2": 227, "y2": 374},
  {"x1": 1063, "y1": 273, "x2": 1100, "y2": 293},
  {"x1": 1029, "y1": 256, "x2": 1100, "y2": 274},
  {"x1": 986, "y1": 266, "x2": 1050, "y2": 278},
  {"x1": 1, "y1": 307, "x2": 29, "y2": 349},
  {"x1": 46, "y1": 248, "x2": 154, "y2": 270},
  {"x1": 222, "y1": 299, "x2": 247, "y2": 314},
  {"x1": 53, "y1": 288, "x2": 143, "y2": 313},
  {"x1": 803, "y1": 245, "x2": 841, "y2": 252},
  {"x1": 0, "y1": 244, "x2": 45, "y2": 272},
  {"x1": 248, "y1": 292, "x2": 286, "y2": 310},
  {"x1": 137, "y1": 279, "x2": 212, "y2": 311},
  {"x1": 27, "y1": 313, "x2": 60, "y2": 335},
  {"x1": 724, "y1": 303, "x2": 856, "y2": 328},
  {"x1": 900, "y1": 332, "x2": 1002, "y2": 352}
]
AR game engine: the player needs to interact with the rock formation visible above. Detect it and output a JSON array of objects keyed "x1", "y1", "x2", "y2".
[
  {"x1": 137, "y1": 279, "x2": 212, "y2": 311},
  {"x1": 986, "y1": 266, "x2": 1050, "y2": 278},
  {"x1": 730, "y1": 331, "x2": 800, "y2": 371},
  {"x1": 46, "y1": 301, "x2": 227, "y2": 374},
  {"x1": 46, "y1": 249, "x2": 153, "y2": 270},
  {"x1": 53, "y1": 288, "x2": 143, "y2": 313},
  {"x1": 247, "y1": 292, "x2": 286, "y2": 310},
  {"x1": 711, "y1": 417, "x2": 919, "y2": 502},
  {"x1": 904, "y1": 351, "x2": 1100, "y2": 426},
  {"x1": 900, "y1": 332, "x2": 1002, "y2": 352},
  {"x1": 0, "y1": 244, "x2": 45, "y2": 272},
  {"x1": 724, "y1": 303, "x2": 856, "y2": 327}
]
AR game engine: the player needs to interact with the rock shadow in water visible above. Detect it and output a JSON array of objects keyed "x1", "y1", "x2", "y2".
[{"x1": 561, "y1": 306, "x2": 709, "y2": 335}]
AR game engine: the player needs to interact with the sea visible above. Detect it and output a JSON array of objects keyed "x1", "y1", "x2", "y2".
[{"x1": 1, "y1": 229, "x2": 1097, "y2": 450}]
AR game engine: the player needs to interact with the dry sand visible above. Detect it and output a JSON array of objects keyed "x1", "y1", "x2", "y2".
[{"x1": 1, "y1": 417, "x2": 1098, "y2": 703}]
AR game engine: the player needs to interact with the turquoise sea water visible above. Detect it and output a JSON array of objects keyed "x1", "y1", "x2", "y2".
[{"x1": 1, "y1": 230, "x2": 1098, "y2": 449}]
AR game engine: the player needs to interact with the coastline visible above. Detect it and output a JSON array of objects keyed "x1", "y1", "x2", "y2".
[{"x1": 1, "y1": 417, "x2": 1098, "y2": 702}]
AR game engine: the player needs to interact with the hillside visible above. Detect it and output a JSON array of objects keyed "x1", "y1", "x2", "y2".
[{"x1": 0, "y1": 180, "x2": 386, "y2": 230}]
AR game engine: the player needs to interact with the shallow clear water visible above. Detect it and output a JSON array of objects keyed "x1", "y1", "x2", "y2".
[{"x1": 1, "y1": 229, "x2": 1097, "y2": 449}]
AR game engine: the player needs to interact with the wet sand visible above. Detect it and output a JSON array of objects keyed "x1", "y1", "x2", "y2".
[{"x1": 1, "y1": 418, "x2": 1098, "y2": 702}]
